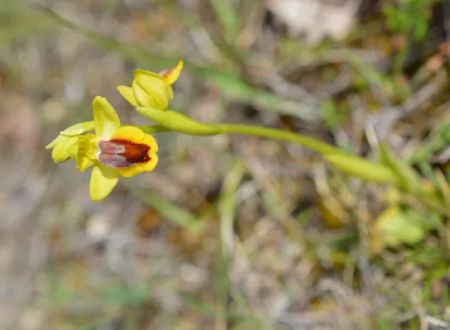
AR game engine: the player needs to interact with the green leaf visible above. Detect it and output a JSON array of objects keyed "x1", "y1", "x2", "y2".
[
  {"x1": 103, "y1": 285, "x2": 150, "y2": 306},
  {"x1": 135, "y1": 190, "x2": 205, "y2": 233},
  {"x1": 379, "y1": 208, "x2": 424, "y2": 246},
  {"x1": 209, "y1": 0, "x2": 239, "y2": 43},
  {"x1": 218, "y1": 162, "x2": 246, "y2": 254},
  {"x1": 374, "y1": 206, "x2": 441, "y2": 250},
  {"x1": 320, "y1": 99, "x2": 340, "y2": 129},
  {"x1": 325, "y1": 152, "x2": 399, "y2": 185},
  {"x1": 379, "y1": 143, "x2": 423, "y2": 193},
  {"x1": 407, "y1": 123, "x2": 450, "y2": 164}
]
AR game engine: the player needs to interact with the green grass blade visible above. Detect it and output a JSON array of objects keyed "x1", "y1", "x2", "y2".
[
  {"x1": 209, "y1": 0, "x2": 240, "y2": 43},
  {"x1": 133, "y1": 189, "x2": 205, "y2": 233}
]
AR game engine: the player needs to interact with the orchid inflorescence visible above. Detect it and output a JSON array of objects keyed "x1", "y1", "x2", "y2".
[
  {"x1": 47, "y1": 60, "x2": 447, "y2": 215},
  {"x1": 47, "y1": 61, "x2": 183, "y2": 201}
]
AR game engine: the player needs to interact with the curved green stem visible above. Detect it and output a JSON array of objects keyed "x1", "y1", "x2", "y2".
[
  {"x1": 137, "y1": 108, "x2": 338, "y2": 154},
  {"x1": 137, "y1": 108, "x2": 446, "y2": 214},
  {"x1": 140, "y1": 119, "x2": 442, "y2": 209},
  {"x1": 209, "y1": 123, "x2": 338, "y2": 155},
  {"x1": 140, "y1": 121, "x2": 400, "y2": 184},
  {"x1": 140, "y1": 123, "x2": 339, "y2": 155}
]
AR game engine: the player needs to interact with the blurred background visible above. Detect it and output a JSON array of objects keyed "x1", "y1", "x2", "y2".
[{"x1": 1, "y1": 0, "x2": 450, "y2": 329}]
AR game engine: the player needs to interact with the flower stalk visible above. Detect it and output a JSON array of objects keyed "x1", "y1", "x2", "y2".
[
  {"x1": 138, "y1": 113, "x2": 446, "y2": 214},
  {"x1": 139, "y1": 120, "x2": 402, "y2": 185},
  {"x1": 47, "y1": 60, "x2": 448, "y2": 214}
]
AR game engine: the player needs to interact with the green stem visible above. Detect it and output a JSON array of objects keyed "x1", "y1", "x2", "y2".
[
  {"x1": 140, "y1": 123, "x2": 339, "y2": 155},
  {"x1": 139, "y1": 121, "x2": 399, "y2": 184},
  {"x1": 139, "y1": 122, "x2": 447, "y2": 214},
  {"x1": 137, "y1": 105, "x2": 446, "y2": 214},
  {"x1": 210, "y1": 124, "x2": 339, "y2": 155}
]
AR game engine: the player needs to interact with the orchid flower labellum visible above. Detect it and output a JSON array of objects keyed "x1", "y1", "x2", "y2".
[{"x1": 46, "y1": 96, "x2": 158, "y2": 201}]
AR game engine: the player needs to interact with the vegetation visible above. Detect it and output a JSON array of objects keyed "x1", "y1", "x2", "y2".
[{"x1": 1, "y1": 0, "x2": 450, "y2": 329}]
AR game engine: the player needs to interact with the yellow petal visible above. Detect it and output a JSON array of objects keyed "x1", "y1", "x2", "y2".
[
  {"x1": 93, "y1": 96, "x2": 121, "y2": 139},
  {"x1": 77, "y1": 156, "x2": 94, "y2": 172},
  {"x1": 133, "y1": 70, "x2": 173, "y2": 110},
  {"x1": 70, "y1": 133, "x2": 97, "y2": 172},
  {"x1": 67, "y1": 139, "x2": 79, "y2": 158},
  {"x1": 90, "y1": 164, "x2": 119, "y2": 201},
  {"x1": 117, "y1": 85, "x2": 137, "y2": 107},
  {"x1": 159, "y1": 60, "x2": 184, "y2": 85},
  {"x1": 77, "y1": 134, "x2": 97, "y2": 157}
]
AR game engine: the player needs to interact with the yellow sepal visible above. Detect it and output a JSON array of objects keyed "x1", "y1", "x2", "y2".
[
  {"x1": 160, "y1": 60, "x2": 184, "y2": 85},
  {"x1": 117, "y1": 85, "x2": 137, "y2": 107},
  {"x1": 133, "y1": 70, "x2": 173, "y2": 110},
  {"x1": 60, "y1": 121, "x2": 95, "y2": 137},
  {"x1": 49, "y1": 135, "x2": 79, "y2": 163},
  {"x1": 93, "y1": 96, "x2": 121, "y2": 139}
]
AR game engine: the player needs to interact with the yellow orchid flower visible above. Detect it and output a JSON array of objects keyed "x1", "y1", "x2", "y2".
[
  {"x1": 46, "y1": 96, "x2": 158, "y2": 201},
  {"x1": 117, "y1": 60, "x2": 183, "y2": 111}
]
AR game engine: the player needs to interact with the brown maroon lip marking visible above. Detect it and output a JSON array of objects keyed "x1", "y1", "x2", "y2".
[{"x1": 98, "y1": 139, "x2": 151, "y2": 168}]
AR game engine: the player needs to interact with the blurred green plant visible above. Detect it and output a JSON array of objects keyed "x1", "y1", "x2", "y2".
[
  {"x1": 42, "y1": 3, "x2": 450, "y2": 257},
  {"x1": 134, "y1": 189, "x2": 206, "y2": 233},
  {"x1": 209, "y1": 0, "x2": 240, "y2": 44},
  {"x1": 383, "y1": 0, "x2": 436, "y2": 42},
  {"x1": 372, "y1": 205, "x2": 441, "y2": 252},
  {"x1": 0, "y1": 2, "x2": 53, "y2": 50},
  {"x1": 383, "y1": 0, "x2": 438, "y2": 76}
]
